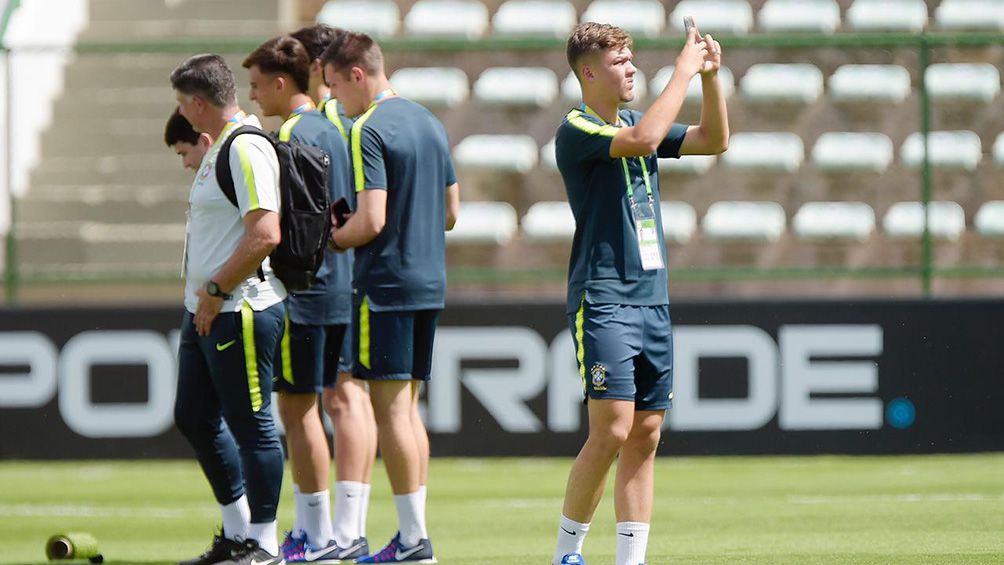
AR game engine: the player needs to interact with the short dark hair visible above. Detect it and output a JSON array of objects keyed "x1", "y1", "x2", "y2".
[
  {"x1": 243, "y1": 36, "x2": 311, "y2": 93},
  {"x1": 290, "y1": 24, "x2": 344, "y2": 62},
  {"x1": 169, "y1": 53, "x2": 237, "y2": 107},
  {"x1": 164, "y1": 107, "x2": 199, "y2": 147},
  {"x1": 566, "y1": 22, "x2": 633, "y2": 78},
  {"x1": 319, "y1": 31, "x2": 383, "y2": 77}
]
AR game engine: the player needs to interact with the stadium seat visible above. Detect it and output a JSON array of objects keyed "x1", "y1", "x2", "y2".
[
  {"x1": 721, "y1": 133, "x2": 803, "y2": 172},
  {"x1": 758, "y1": 0, "x2": 841, "y2": 33},
  {"x1": 389, "y1": 67, "x2": 469, "y2": 107},
  {"x1": 924, "y1": 63, "x2": 1001, "y2": 103},
  {"x1": 649, "y1": 66, "x2": 735, "y2": 102},
  {"x1": 974, "y1": 201, "x2": 1004, "y2": 237},
  {"x1": 446, "y1": 201, "x2": 518, "y2": 245},
  {"x1": 658, "y1": 155, "x2": 717, "y2": 174},
  {"x1": 522, "y1": 201, "x2": 576, "y2": 241},
  {"x1": 473, "y1": 67, "x2": 558, "y2": 107},
  {"x1": 661, "y1": 202, "x2": 698, "y2": 243},
  {"x1": 453, "y1": 135, "x2": 539, "y2": 172},
  {"x1": 580, "y1": 0, "x2": 666, "y2": 36},
  {"x1": 846, "y1": 0, "x2": 928, "y2": 32},
  {"x1": 562, "y1": 70, "x2": 647, "y2": 103},
  {"x1": 316, "y1": 0, "x2": 400, "y2": 36},
  {"x1": 739, "y1": 64, "x2": 824, "y2": 104},
  {"x1": 541, "y1": 138, "x2": 558, "y2": 171},
  {"x1": 828, "y1": 65, "x2": 912, "y2": 104},
  {"x1": 882, "y1": 201, "x2": 966, "y2": 241},
  {"x1": 994, "y1": 132, "x2": 1004, "y2": 167},
  {"x1": 404, "y1": 0, "x2": 489, "y2": 38},
  {"x1": 492, "y1": 0, "x2": 577, "y2": 37},
  {"x1": 900, "y1": 131, "x2": 983, "y2": 171},
  {"x1": 811, "y1": 132, "x2": 894, "y2": 173},
  {"x1": 702, "y1": 201, "x2": 787, "y2": 242},
  {"x1": 793, "y1": 202, "x2": 875, "y2": 241},
  {"x1": 668, "y1": 0, "x2": 755, "y2": 35},
  {"x1": 935, "y1": 0, "x2": 1004, "y2": 31}
]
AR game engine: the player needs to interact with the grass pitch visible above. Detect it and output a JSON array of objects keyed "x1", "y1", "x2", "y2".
[{"x1": 1, "y1": 455, "x2": 1003, "y2": 564}]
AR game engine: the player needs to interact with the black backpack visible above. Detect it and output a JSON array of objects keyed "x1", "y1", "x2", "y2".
[{"x1": 215, "y1": 125, "x2": 331, "y2": 291}]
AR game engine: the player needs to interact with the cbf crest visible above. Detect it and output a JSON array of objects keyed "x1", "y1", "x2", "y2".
[{"x1": 590, "y1": 362, "x2": 607, "y2": 391}]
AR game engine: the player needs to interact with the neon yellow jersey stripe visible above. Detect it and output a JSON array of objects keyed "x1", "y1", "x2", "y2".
[
  {"x1": 575, "y1": 294, "x2": 586, "y2": 394},
  {"x1": 565, "y1": 109, "x2": 618, "y2": 137},
  {"x1": 324, "y1": 99, "x2": 348, "y2": 140},
  {"x1": 280, "y1": 311, "x2": 293, "y2": 385},
  {"x1": 233, "y1": 137, "x2": 260, "y2": 211},
  {"x1": 278, "y1": 113, "x2": 302, "y2": 143},
  {"x1": 359, "y1": 296, "x2": 371, "y2": 370},
  {"x1": 350, "y1": 104, "x2": 379, "y2": 193},
  {"x1": 241, "y1": 301, "x2": 263, "y2": 412}
]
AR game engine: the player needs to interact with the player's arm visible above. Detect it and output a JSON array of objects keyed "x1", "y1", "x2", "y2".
[
  {"x1": 680, "y1": 34, "x2": 729, "y2": 155},
  {"x1": 609, "y1": 26, "x2": 708, "y2": 159},
  {"x1": 445, "y1": 182, "x2": 460, "y2": 231},
  {"x1": 332, "y1": 188, "x2": 386, "y2": 249},
  {"x1": 211, "y1": 210, "x2": 282, "y2": 292}
]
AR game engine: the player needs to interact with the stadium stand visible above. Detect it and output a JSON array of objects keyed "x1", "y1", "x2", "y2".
[
  {"x1": 995, "y1": 132, "x2": 1004, "y2": 167},
  {"x1": 846, "y1": 0, "x2": 929, "y2": 32},
  {"x1": 900, "y1": 131, "x2": 983, "y2": 171},
  {"x1": 757, "y1": 0, "x2": 841, "y2": 33},
  {"x1": 667, "y1": 0, "x2": 755, "y2": 35},
  {"x1": 315, "y1": 0, "x2": 400, "y2": 36},
  {"x1": 659, "y1": 155, "x2": 717, "y2": 174},
  {"x1": 446, "y1": 201, "x2": 519, "y2": 245},
  {"x1": 722, "y1": 133, "x2": 804, "y2": 172},
  {"x1": 811, "y1": 133, "x2": 894, "y2": 173},
  {"x1": 649, "y1": 66, "x2": 736, "y2": 102},
  {"x1": 702, "y1": 201, "x2": 787, "y2": 242},
  {"x1": 661, "y1": 202, "x2": 698, "y2": 243},
  {"x1": 580, "y1": 0, "x2": 665, "y2": 36},
  {"x1": 522, "y1": 201, "x2": 576, "y2": 242},
  {"x1": 540, "y1": 138, "x2": 558, "y2": 171},
  {"x1": 883, "y1": 201, "x2": 967, "y2": 241},
  {"x1": 934, "y1": 0, "x2": 1004, "y2": 31},
  {"x1": 974, "y1": 201, "x2": 1004, "y2": 237},
  {"x1": 492, "y1": 0, "x2": 578, "y2": 37},
  {"x1": 793, "y1": 202, "x2": 875, "y2": 242},
  {"x1": 403, "y1": 0, "x2": 489, "y2": 38},
  {"x1": 739, "y1": 64, "x2": 824, "y2": 104},
  {"x1": 925, "y1": 63, "x2": 1001, "y2": 103},
  {"x1": 389, "y1": 67, "x2": 470, "y2": 107},
  {"x1": 453, "y1": 134, "x2": 539, "y2": 173},
  {"x1": 473, "y1": 67, "x2": 559, "y2": 107},
  {"x1": 827, "y1": 64, "x2": 913, "y2": 104}
]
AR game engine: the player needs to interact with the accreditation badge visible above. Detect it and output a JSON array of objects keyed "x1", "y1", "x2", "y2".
[{"x1": 631, "y1": 199, "x2": 664, "y2": 271}]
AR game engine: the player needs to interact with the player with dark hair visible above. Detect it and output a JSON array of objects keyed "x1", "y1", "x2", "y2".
[
  {"x1": 290, "y1": 24, "x2": 355, "y2": 139},
  {"x1": 164, "y1": 106, "x2": 212, "y2": 171}
]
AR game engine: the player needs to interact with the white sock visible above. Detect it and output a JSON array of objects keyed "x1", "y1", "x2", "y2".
[
  {"x1": 247, "y1": 520, "x2": 279, "y2": 555},
  {"x1": 358, "y1": 483, "x2": 372, "y2": 537},
  {"x1": 299, "y1": 490, "x2": 334, "y2": 548},
  {"x1": 292, "y1": 484, "x2": 302, "y2": 535},
  {"x1": 553, "y1": 515, "x2": 589, "y2": 565},
  {"x1": 220, "y1": 495, "x2": 250, "y2": 541},
  {"x1": 332, "y1": 481, "x2": 364, "y2": 546},
  {"x1": 417, "y1": 485, "x2": 428, "y2": 538},
  {"x1": 615, "y1": 522, "x2": 650, "y2": 565},
  {"x1": 393, "y1": 491, "x2": 427, "y2": 547}
]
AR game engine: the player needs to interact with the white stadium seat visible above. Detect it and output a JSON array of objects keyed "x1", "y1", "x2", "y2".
[
  {"x1": 661, "y1": 202, "x2": 698, "y2": 243},
  {"x1": 882, "y1": 201, "x2": 966, "y2": 241},
  {"x1": 793, "y1": 202, "x2": 875, "y2": 241},
  {"x1": 847, "y1": 0, "x2": 928, "y2": 32},
  {"x1": 702, "y1": 201, "x2": 787, "y2": 242},
  {"x1": 900, "y1": 131, "x2": 983, "y2": 171},
  {"x1": 389, "y1": 67, "x2": 469, "y2": 107},
  {"x1": 722, "y1": 132, "x2": 803, "y2": 172},
  {"x1": 581, "y1": 0, "x2": 666, "y2": 36},
  {"x1": 446, "y1": 201, "x2": 518, "y2": 245},
  {"x1": 668, "y1": 0, "x2": 755, "y2": 35},
  {"x1": 658, "y1": 155, "x2": 717, "y2": 174},
  {"x1": 828, "y1": 65, "x2": 912, "y2": 104},
  {"x1": 935, "y1": 0, "x2": 1004, "y2": 31},
  {"x1": 758, "y1": 0, "x2": 841, "y2": 33},
  {"x1": 740, "y1": 64, "x2": 824, "y2": 104},
  {"x1": 541, "y1": 138, "x2": 558, "y2": 171},
  {"x1": 649, "y1": 66, "x2": 735, "y2": 102},
  {"x1": 925, "y1": 63, "x2": 1001, "y2": 103},
  {"x1": 975, "y1": 201, "x2": 1004, "y2": 237},
  {"x1": 562, "y1": 70, "x2": 647, "y2": 103},
  {"x1": 473, "y1": 67, "x2": 558, "y2": 107},
  {"x1": 994, "y1": 132, "x2": 1004, "y2": 167},
  {"x1": 811, "y1": 132, "x2": 894, "y2": 173},
  {"x1": 492, "y1": 0, "x2": 577, "y2": 37},
  {"x1": 522, "y1": 201, "x2": 576, "y2": 241},
  {"x1": 404, "y1": 0, "x2": 489, "y2": 38},
  {"x1": 453, "y1": 135, "x2": 538, "y2": 172},
  {"x1": 317, "y1": 0, "x2": 400, "y2": 36}
]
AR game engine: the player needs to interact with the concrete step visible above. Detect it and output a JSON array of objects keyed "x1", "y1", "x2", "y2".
[
  {"x1": 17, "y1": 221, "x2": 185, "y2": 268},
  {"x1": 19, "y1": 184, "x2": 189, "y2": 223},
  {"x1": 65, "y1": 54, "x2": 250, "y2": 88},
  {"x1": 88, "y1": 0, "x2": 278, "y2": 23},
  {"x1": 30, "y1": 154, "x2": 188, "y2": 185}
]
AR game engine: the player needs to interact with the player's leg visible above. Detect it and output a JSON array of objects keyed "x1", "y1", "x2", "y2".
[
  {"x1": 175, "y1": 311, "x2": 247, "y2": 565},
  {"x1": 275, "y1": 318, "x2": 334, "y2": 558},
  {"x1": 409, "y1": 310, "x2": 440, "y2": 535},
  {"x1": 612, "y1": 304, "x2": 674, "y2": 565},
  {"x1": 212, "y1": 302, "x2": 286, "y2": 561}
]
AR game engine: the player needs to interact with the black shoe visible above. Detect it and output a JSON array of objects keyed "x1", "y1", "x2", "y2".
[
  {"x1": 179, "y1": 532, "x2": 243, "y2": 565},
  {"x1": 228, "y1": 538, "x2": 284, "y2": 565}
]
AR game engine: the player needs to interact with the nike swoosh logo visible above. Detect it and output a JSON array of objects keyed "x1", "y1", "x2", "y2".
[
  {"x1": 395, "y1": 544, "x2": 425, "y2": 560},
  {"x1": 561, "y1": 527, "x2": 577, "y2": 536},
  {"x1": 618, "y1": 532, "x2": 635, "y2": 537},
  {"x1": 250, "y1": 559, "x2": 278, "y2": 565},
  {"x1": 346, "y1": 494, "x2": 356, "y2": 498},
  {"x1": 303, "y1": 545, "x2": 340, "y2": 560},
  {"x1": 338, "y1": 541, "x2": 366, "y2": 558},
  {"x1": 216, "y1": 339, "x2": 236, "y2": 351}
]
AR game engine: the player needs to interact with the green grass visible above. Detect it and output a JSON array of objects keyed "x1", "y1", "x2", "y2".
[{"x1": 2, "y1": 455, "x2": 1004, "y2": 564}]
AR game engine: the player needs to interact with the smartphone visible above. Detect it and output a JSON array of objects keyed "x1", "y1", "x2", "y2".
[
  {"x1": 684, "y1": 16, "x2": 696, "y2": 34},
  {"x1": 331, "y1": 197, "x2": 353, "y2": 228}
]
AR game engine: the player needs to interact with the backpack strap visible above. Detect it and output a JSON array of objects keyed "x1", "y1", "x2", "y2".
[{"x1": 214, "y1": 125, "x2": 274, "y2": 209}]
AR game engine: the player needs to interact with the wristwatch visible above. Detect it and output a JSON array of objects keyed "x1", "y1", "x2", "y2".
[{"x1": 205, "y1": 280, "x2": 232, "y2": 300}]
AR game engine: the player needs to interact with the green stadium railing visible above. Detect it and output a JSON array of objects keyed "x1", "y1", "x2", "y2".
[
  {"x1": 4, "y1": 30, "x2": 1004, "y2": 303},
  {"x1": 1, "y1": 0, "x2": 20, "y2": 305}
]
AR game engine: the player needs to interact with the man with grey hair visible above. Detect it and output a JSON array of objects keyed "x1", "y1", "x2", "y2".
[{"x1": 170, "y1": 53, "x2": 286, "y2": 565}]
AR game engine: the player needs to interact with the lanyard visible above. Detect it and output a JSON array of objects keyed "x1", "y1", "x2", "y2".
[
  {"x1": 226, "y1": 110, "x2": 247, "y2": 123},
  {"x1": 373, "y1": 88, "x2": 395, "y2": 103},
  {"x1": 288, "y1": 101, "x2": 315, "y2": 118},
  {"x1": 580, "y1": 104, "x2": 653, "y2": 204}
]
